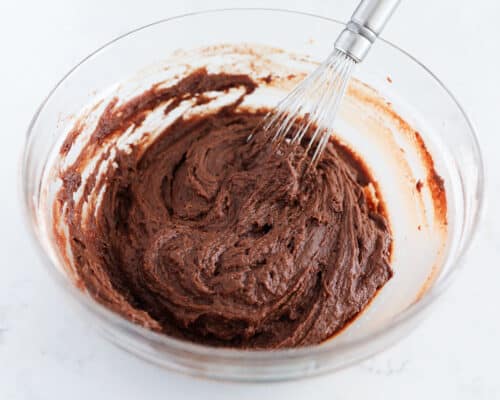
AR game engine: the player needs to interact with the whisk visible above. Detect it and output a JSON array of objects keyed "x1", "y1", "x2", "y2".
[{"x1": 261, "y1": 0, "x2": 401, "y2": 167}]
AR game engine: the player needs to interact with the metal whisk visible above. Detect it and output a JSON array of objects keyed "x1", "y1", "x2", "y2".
[{"x1": 262, "y1": 0, "x2": 401, "y2": 167}]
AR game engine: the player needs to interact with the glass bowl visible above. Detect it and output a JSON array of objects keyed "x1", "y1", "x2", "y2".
[{"x1": 21, "y1": 9, "x2": 484, "y2": 382}]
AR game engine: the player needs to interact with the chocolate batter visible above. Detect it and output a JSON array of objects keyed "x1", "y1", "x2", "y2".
[{"x1": 55, "y1": 69, "x2": 393, "y2": 348}]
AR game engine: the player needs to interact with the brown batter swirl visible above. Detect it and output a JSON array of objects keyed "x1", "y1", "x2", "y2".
[{"x1": 55, "y1": 69, "x2": 393, "y2": 348}]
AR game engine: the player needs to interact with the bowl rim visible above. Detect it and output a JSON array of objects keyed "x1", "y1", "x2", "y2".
[{"x1": 21, "y1": 7, "x2": 485, "y2": 361}]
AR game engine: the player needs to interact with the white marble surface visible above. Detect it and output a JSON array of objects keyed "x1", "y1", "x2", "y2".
[{"x1": 1, "y1": 0, "x2": 499, "y2": 398}]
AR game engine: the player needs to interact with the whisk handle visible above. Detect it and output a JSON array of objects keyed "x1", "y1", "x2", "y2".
[{"x1": 335, "y1": 0, "x2": 401, "y2": 62}]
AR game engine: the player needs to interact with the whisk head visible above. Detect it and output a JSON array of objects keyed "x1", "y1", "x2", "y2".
[{"x1": 261, "y1": 49, "x2": 356, "y2": 167}]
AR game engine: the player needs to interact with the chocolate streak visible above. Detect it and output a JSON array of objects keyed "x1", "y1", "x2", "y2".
[{"x1": 55, "y1": 69, "x2": 393, "y2": 348}]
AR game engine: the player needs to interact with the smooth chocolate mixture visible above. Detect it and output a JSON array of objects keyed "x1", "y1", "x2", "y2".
[{"x1": 55, "y1": 69, "x2": 393, "y2": 349}]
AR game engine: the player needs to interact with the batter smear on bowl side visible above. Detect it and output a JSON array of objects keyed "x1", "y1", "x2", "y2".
[{"x1": 54, "y1": 69, "x2": 393, "y2": 349}]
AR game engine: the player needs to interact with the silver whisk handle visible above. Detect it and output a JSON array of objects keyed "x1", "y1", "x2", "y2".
[{"x1": 335, "y1": 0, "x2": 401, "y2": 63}]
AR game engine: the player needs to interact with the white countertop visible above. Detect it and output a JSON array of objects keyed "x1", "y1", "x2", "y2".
[{"x1": 1, "y1": 0, "x2": 499, "y2": 398}]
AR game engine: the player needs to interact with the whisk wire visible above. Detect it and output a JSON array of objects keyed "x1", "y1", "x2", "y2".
[
  {"x1": 292, "y1": 57, "x2": 340, "y2": 146},
  {"x1": 261, "y1": 49, "x2": 356, "y2": 167},
  {"x1": 311, "y1": 57, "x2": 355, "y2": 165}
]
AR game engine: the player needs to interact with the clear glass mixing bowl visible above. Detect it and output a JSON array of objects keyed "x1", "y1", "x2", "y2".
[{"x1": 21, "y1": 9, "x2": 484, "y2": 381}]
